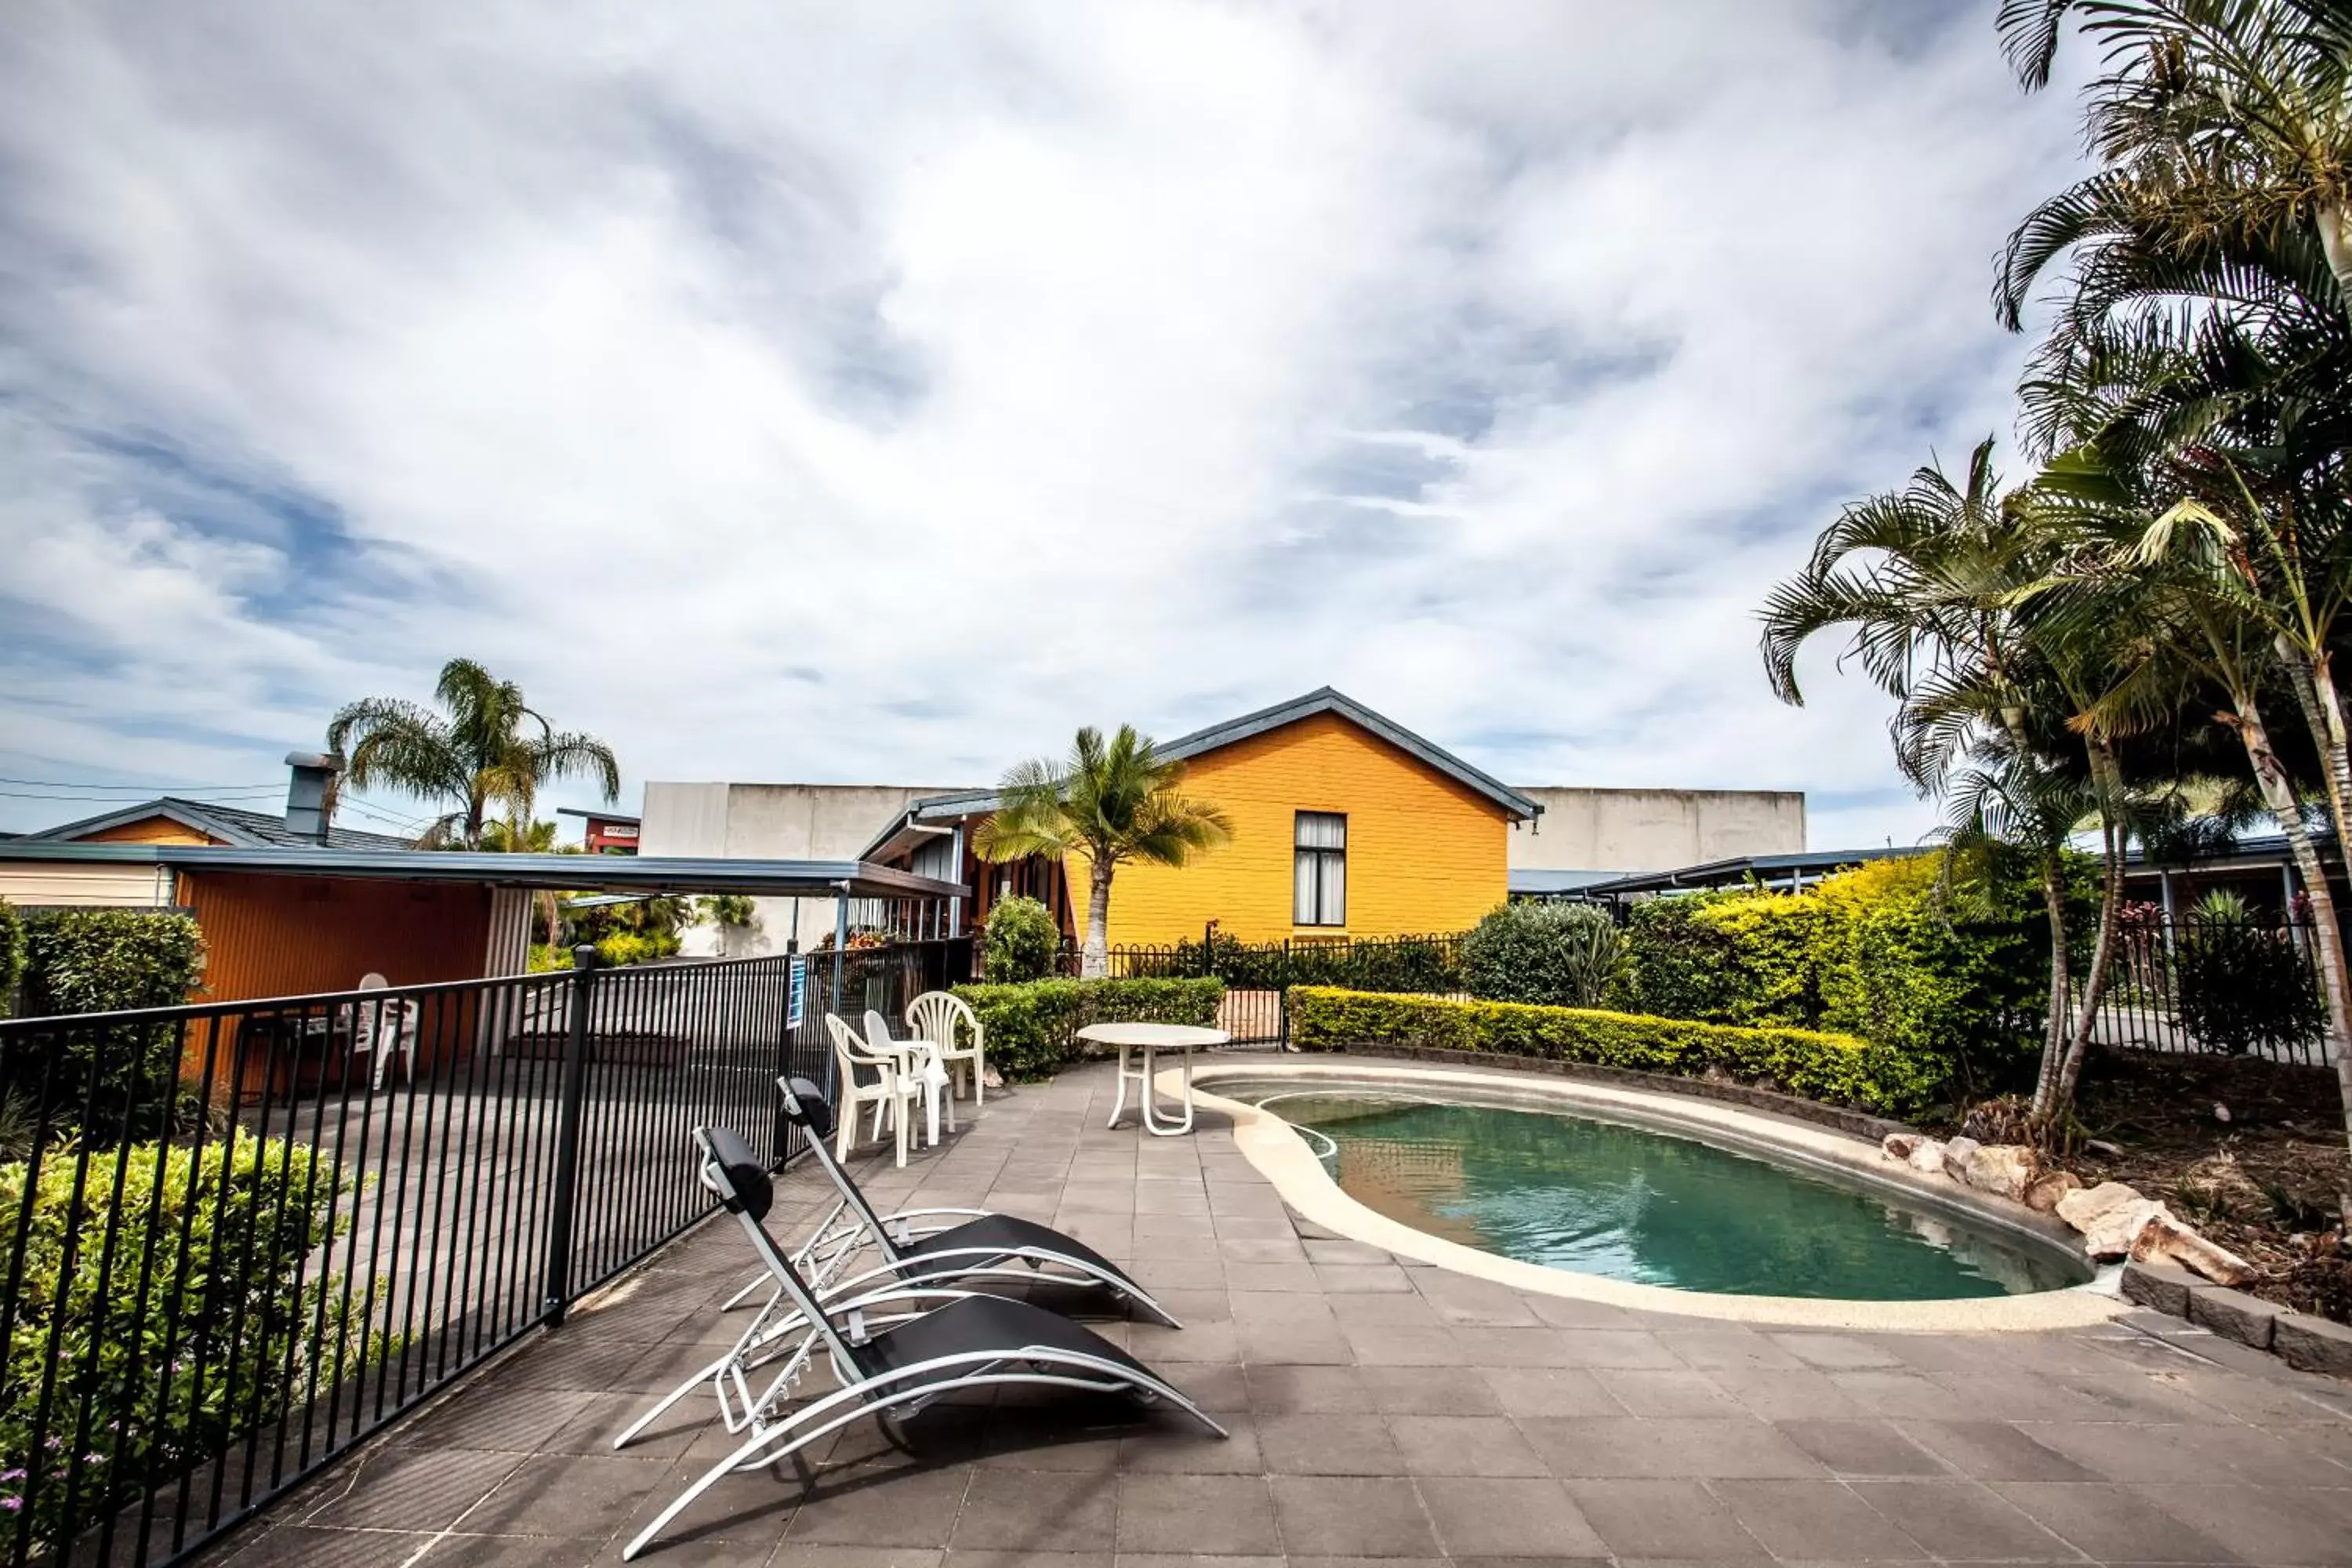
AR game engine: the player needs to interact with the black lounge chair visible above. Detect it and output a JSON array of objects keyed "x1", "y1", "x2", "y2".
[
  {"x1": 615, "y1": 1125, "x2": 1223, "y2": 1559},
  {"x1": 723, "y1": 1075, "x2": 1179, "y2": 1327}
]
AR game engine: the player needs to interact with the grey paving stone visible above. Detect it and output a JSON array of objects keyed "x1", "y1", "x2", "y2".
[
  {"x1": 1708, "y1": 1477, "x2": 1930, "y2": 1560},
  {"x1": 1268, "y1": 1475, "x2": 1442, "y2": 1557},
  {"x1": 1888, "y1": 1421, "x2": 2094, "y2": 1482},
  {"x1": 1561, "y1": 1477, "x2": 1766, "y2": 1559},
  {"x1": 951, "y1": 1468, "x2": 1118, "y2": 1552},
  {"x1": 1592, "y1": 1368, "x2": 1746, "y2": 1417},
  {"x1": 464, "y1": 1451, "x2": 672, "y2": 1539},
  {"x1": 1115, "y1": 1473, "x2": 1280, "y2": 1555},
  {"x1": 1697, "y1": 1365, "x2": 1869, "y2": 1421},
  {"x1": 1415, "y1": 1475, "x2": 1609, "y2": 1557},
  {"x1": 1358, "y1": 1363, "x2": 1504, "y2": 1415},
  {"x1": 1992, "y1": 1480, "x2": 2239, "y2": 1563},
  {"x1": 783, "y1": 1464, "x2": 973, "y2": 1547},
  {"x1": 1476, "y1": 1367, "x2": 1623, "y2": 1418},
  {"x1": 296, "y1": 1443, "x2": 522, "y2": 1530},
  {"x1": 1254, "y1": 1411, "x2": 1404, "y2": 1475},
  {"x1": 1770, "y1": 1419, "x2": 1948, "y2": 1478},
  {"x1": 1517, "y1": 1417, "x2": 1824, "y2": 1479},
  {"x1": 1385, "y1": 1415, "x2": 1551, "y2": 1477},
  {"x1": 1845, "y1": 1480, "x2": 2082, "y2": 1562}
]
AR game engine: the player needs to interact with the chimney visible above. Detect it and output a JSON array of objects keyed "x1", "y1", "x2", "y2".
[{"x1": 284, "y1": 751, "x2": 340, "y2": 843}]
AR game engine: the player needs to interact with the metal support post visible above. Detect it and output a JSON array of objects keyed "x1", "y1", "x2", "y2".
[{"x1": 543, "y1": 945, "x2": 599, "y2": 1326}]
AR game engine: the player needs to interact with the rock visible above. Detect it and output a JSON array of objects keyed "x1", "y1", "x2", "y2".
[
  {"x1": 2056, "y1": 1180, "x2": 2144, "y2": 1231},
  {"x1": 2083, "y1": 1138, "x2": 2125, "y2": 1160},
  {"x1": 2132, "y1": 1213, "x2": 2257, "y2": 1287},
  {"x1": 2212, "y1": 1101, "x2": 2232, "y2": 1123},
  {"x1": 1881, "y1": 1132, "x2": 1924, "y2": 1163},
  {"x1": 2058, "y1": 1182, "x2": 2169, "y2": 1260},
  {"x1": 2274, "y1": 1313, "x2": 2352, "y2": 1378},
  {"x1": 1961, "y1": 1144, "x2": 2039, "y2": 1203},
  {"x1": 1940, "y1": 1136, "x2": 1982, "y2": 1183},
  {"x1": 2119, "y1": 1259, "x2": 2199, "y2": 1317},
  {"x1": 2024, "y1": 1169, "x2": 2083, "y2": 1214},
  {"x1": 1905, "y1": 1138, "x2": 1947, "y2": 1176},
  {"x1": 2185, "y1": 1284, "x2": 2281, "y2": 1348}
]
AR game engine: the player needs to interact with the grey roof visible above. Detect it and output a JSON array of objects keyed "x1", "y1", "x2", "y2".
[
  {"x1": 1574, "y1": 845, "x2": 1932, "y2": 898},
  {"x1": 31, "y1": 797, "x2": 417, "y2": 851},
  {"x1": 1507, "y1": 868, "x2": 1624, "y2": 896},
  {"x1": 860, "y1": 687, "x2": 1541, "y2": 861},
  {"x1": 0, "y1": 840, "x2": 965, "y2": 899}
]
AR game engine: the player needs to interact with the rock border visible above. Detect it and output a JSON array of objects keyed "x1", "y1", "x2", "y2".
[{"x1": 2120, "y1": 1260, "x2": 2352, "y2": 1379}]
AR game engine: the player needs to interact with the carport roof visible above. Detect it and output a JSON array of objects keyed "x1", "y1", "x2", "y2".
[{"x1": 0, "y1": 841, "x2": 965, "y2": 899}]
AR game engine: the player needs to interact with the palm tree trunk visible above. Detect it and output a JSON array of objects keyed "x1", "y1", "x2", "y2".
[
  {"x1": 2228, "y1": 693, "x2": 2352, "y2": 1174},
  {"x1": 2031, "y1": 852, "x2": 2074, "y2": 1120},
  {"x1": 1081, "y1": 861, "x2": 1113, "y2": 981},
  {"x1": 2053, "y1": 753, "x2": 2127, "y2": 1117},
  {"x1": 2281, "y1": 637, "x2": 2352, "y2": 866},
  {"x1": 2319, "y1": 201, "x2": 2352, "y2": 328}
]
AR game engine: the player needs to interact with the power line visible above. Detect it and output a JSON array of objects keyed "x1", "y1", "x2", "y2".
[{"x1": 0, "y1": 775, "x2": 283, "y2": 792}]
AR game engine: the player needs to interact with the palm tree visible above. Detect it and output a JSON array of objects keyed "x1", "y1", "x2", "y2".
[
  {"x1": 973, "y1": 725, "x2": 1232, "y2": 978},
  {"x1": 1759, "y1": 444, "x2": 2089, "y2": 1091},
  {"x1": 326, "y1": 659, "x2": 621, "y2": 851},
  {"x1": 1998, "y1": 0, "x2": 2352, "y2": 321}
]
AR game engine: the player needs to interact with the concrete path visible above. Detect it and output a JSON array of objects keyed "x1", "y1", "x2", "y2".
[{"x1": 216, "y1": 1058, "x2": 2352, "y2": 1566}]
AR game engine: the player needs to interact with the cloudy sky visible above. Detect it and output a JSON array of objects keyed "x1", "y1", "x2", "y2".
[{"x1": 0, "y1": 1, "x2": 2085, "y2": 849}]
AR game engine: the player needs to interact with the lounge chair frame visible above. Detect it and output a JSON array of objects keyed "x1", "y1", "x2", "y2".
[{"x1": 615, "y1": 1125, "x2": 1221, "y2": 1559}]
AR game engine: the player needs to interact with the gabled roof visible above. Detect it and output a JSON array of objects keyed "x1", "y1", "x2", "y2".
[
  {"x1": 31, "y1": 797, "x2": 417, "y2": 852},
  {"x1": 860, "y1": 688, "x2": 1541, "y2": 861},
  {"x1": 0, "y1": 840, "x2": 965, "y2": 898}
]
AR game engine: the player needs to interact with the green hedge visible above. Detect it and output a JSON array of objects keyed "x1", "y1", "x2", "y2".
[
  {"x1": 1610, "y1": 857, "x2": 2050, "y2": 1097},
  {"x1": 1286, "y1": 985, "x2": 1945, "y2": 1115},
  {"x1": 982, "y1": 896, "x2": 1060, "y2": 984},
  {"x1": 0, "y1": 898, "x2": 24, "y2": 1019},
  {"x1": 0, "y1": 1137, "x2": 384, "y2": 1554},
  {"x1": 4, "y1": 911, "x2": 209, "y2": 1147},
  {"x1": 951, "y1": 976, "x2": 1225, "y2": 1081}
]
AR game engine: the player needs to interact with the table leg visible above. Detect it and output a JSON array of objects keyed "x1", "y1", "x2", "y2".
[
  {"x1": 1106, "y1": 1042, "x2": 1134, "y2": 1129},
  {"x1": 1145, "y1": 1047, "x2": 1196, "y2": 1137}
]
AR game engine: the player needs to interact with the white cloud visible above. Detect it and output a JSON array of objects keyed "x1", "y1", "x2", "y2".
[{"x1": 0, "y1": 0, "x2": 2082, "y2": 850}]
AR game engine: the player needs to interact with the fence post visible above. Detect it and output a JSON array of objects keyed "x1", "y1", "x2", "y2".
[
  {"x1": 1203, "y1": 920, "x2": 1214, "y2": 979},
  {"x1": 543, "y1": 945, "x2": 600, "y2": 1327}
]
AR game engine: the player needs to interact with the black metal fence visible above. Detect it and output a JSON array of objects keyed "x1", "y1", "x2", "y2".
[
  {"x1": 0, "y1": 943, "x2": 926, "y2": 1568},
  {"x1": 1069, "y1": 931, "x2": 1468, "y2": 1047},
  {"x1": 2092, "y1": 917, "x2": 2336, "y2": 1066}
]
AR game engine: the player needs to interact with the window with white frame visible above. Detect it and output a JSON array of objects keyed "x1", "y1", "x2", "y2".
[{"x1": 1294, "y1": 811, "x2": 1347, "y2": 926}]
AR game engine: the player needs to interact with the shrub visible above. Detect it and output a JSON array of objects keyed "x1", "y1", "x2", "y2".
[
  {"x1": 950, "y1": 976, "x2": 1224, "y2": 1080},
  {"x1": 982, "y1": 896, "x2": 1060, "y2": 984},
  {"x1": 4, "y1": 912, "x2": 208, "y2": 1147},
  {"x1": 2174, "y1": 920, "x2": 2325, "y2": 1056},
  {"x1": 593, "y1": 930, "x2": 680, "y2": 967},
  {"x1": 1286, "y1": 985, "x2": 1943, "y2": 1115},
  {"x1": 0, "y1": 898, "x2": 23, "y2": 1018},
  {"x1": 1120, "y1": 932, "x2": 1464, "y2": 994},
  {"x1": 1610, "y1": 857, "x2": 2048, "y2": 1100},
  {"x1": 1461, "y1": 902, "x2": 1621, "y2": 1007},
  {"x1": 0, "y1": 1136, "x2": 384, "y2": 1555}
]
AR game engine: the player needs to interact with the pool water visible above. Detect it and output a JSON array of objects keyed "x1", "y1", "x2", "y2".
[{"x1": 1258, "y1": 1091, "x2": 2082, "y2": 1300}]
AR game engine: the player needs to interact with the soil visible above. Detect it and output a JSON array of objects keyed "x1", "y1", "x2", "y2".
[{"x1": 2000, "y1": 1051, "x2": 2352, "y2": 1323}]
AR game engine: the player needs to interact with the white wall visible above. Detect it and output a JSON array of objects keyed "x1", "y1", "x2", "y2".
[
  {"x1": 1507, "y1": 787, "x2": 1805, "y2": 873},
  {"x1": 642, "y1": 782, "x2": 974, "y2": 956}
]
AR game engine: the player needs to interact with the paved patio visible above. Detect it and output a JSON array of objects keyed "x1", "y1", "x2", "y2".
[{"x1": 219, "y1": 1058, "x2": 2352, "y2": 1566}]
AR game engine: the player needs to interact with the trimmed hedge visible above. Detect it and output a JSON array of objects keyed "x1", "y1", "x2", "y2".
[
  {"x1": 5, "y1": 911, "x2": 209, "y2": 1146},
  {"x1": 951, "y1": 976, "x2": 1224, "y2": 1081},
  {"x1": 1286, "y1": 985, "x2": 1946, "y2": 1116},
  {"x1": 0, "y1": 897, "x2": 23, "y2": 1018},
  {"x1": 0, "y1": 1137, "x2": 383, "y2": 1554}
]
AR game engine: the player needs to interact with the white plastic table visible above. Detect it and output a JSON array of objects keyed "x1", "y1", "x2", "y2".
[{"x1": 1080, "y1": 1022, "x2": 1229, "y2": 1136}]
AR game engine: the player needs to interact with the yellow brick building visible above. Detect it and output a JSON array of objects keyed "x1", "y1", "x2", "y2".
[{"x1": 864, "y1": 688, "x2": 1541, "y2": 946}]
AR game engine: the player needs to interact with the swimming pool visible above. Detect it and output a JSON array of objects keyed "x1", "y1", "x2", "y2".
[{"x1": 1242, "y1": 1085, "x2": 2087, "y2": 1301}]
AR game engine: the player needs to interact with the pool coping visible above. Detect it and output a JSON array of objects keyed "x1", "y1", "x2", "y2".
[{"x1": 1174, "y1": 1057, "x2": 2128, "y2": 1332}]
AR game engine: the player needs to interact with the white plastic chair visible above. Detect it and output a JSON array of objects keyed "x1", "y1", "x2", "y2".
[
  {"x1": 867, "y1": 1007, "x2": 950, "y2": 1143},
  {"x1": 346, "y1": 973, "x2": 417, "y2": 1090},
  {"x1": 906, "y1": 991, "x2": 985, "y2": 1108},
  {"x1": 826, "y1": 1014, "x2": 919, "y2": 1168}
]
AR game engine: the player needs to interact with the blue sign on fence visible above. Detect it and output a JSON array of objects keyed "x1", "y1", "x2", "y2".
[{"x1": 789, "y1": 955, "x2": 808, "y2": 1029}]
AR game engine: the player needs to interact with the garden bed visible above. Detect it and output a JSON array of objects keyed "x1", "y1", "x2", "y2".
[{"x1": 2049, "y1": 1051, "x2": 2350, "y2": 1323}]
